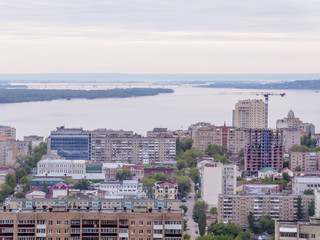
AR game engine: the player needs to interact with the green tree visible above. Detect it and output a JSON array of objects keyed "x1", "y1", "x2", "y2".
[
  {"x1": 282, "y1": 172, "x2": 290, "y2": 182},
  {"x1": 297, "y1": 195, "x2": 303, "y2": 220},
  {"x1": 74, "y1": 178, "x2": 90, "y2": 190},
  {"x1": 141, "y1": 176, "x2": 157, "y2": 198},
  {"x1": 304, "y1": 189, "x2": 314, "y2": 195},
  {"x1": 0, "y1": 192, "x2": 4, "y2": 203},
  {"x1": 180, "y1": 147, "x2": 204, "y2": 168},
  {"x1": 210, "y1": 207, "x2": 217, "y2": 215},
  {"x1": 283, "y1": 161, "x2": 289, "y2": 168},
  {"x1": 176, "y1": 159, "x2": 187, "y2": 170},
  {"x1": 206, "y1": 145, "x2": 227, "y2": 156},
  {"x1": 5, "y1": 172, "x2": 16, "y2": 188},
  {"x1": 42, "y1": 181, "x2": 48, "y2": 193},
  {"x1": 116, "y1": 168, "x2": 132, "y2": 181},
  {"x1": 192, "y1": 201, "x2": 208, "y2": 223},
  {"x1": 198, "y1": 211, "x2": 207, "y2": 236},
  {"x1": 189, "y1": 167, "x2": 200, "y2": 184},
  {"x1": 153, "y1": 173, "x2": 167, "y2": 182},
  {"x1": 295, "y1": 166, "x2": 302, "y2": 171},
  {"x1": 15, "y1": 168, "x2": 27, "y2": 183},
  {"x1": 1, "y1": 184, "x2": 13, "y2": 198},
  {"x1": 309, "y1": 200, "x2": 315, "y2": 217},
  {"x1": 183, "y1": 219, "x2": 188, "y2": 231},
  {"x1": 73, "y1": 202, "x2": 77, "y2": 209},
  {"x1": 184, "y1": 234, "x2": 191, "y2": 240},
  {"x1": 207, "y1": 222, "x2": 241, "y2": 238},
  {"x1": 15, "y1": 191, "x2": 26, "y2": 199},
  {"x1": 20, "y1": 176, "x2": 30, "y2": 192},
  {"x1": 213, "y1": 154, "x2": 230, "y2": 165},
  {"x1": 248, "y1": 212, "x2": 256, "y2": 232},
  {"x1": 176, "y1": 175, "x2": 191, "y2": 198},
  {"x1": 181, "y1": 205, "x2": 188, "y2": 214},
  {"x1": 257, "y1": 216, "x2": 274, "y2": 234},
  {"x1": 235, "y1": 230, "x2": 251, "y2": 240},
  {"x1": 180, "y1": 138, "x2": 194, "y2": 152},
  {"x1": 196, "y1": 190, "x2": 201, "y2": 199}
]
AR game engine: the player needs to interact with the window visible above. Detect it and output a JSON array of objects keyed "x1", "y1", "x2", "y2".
[
  {"x1": 131, "y1": 230, "x2": 135, "y2": 234},
  {"x1": 139, "y1": 221, "x2": 143, "y2": 226},
  {"x1": 57, "y1": 221, "x2": 61, "y2": 225},
  {"x1": 147, "y1": 221, "x2": 151, "y2": 226},
  {"x1": 64, "y1": 221, "x2": 69, "y2": 225},
  {"x1": 65, "y1": 229, "x2": 69, "y2": 234},
  {"x1": 57, "y1": 229, "x2": 61, "y2": 234},
  {"x1": 139, "y1": 230, "x2": 143, "y2": 234},
  {"x1": 48, "y1": 229, "x2": 53, "y2": 234},
  {"x1": 131, "y1": 221, "x2": 135, "y2": 226}
]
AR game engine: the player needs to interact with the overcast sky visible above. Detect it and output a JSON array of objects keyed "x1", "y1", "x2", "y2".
[{"x1": 1, "y1": 0, "x2": 320, "y2": 74}]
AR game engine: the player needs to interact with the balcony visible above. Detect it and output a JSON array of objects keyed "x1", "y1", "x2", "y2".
[
  {"x1": 165, "y1": 224, "x2": 182, "y2": 230},
  {"x1": 154, "y1": 234, "x2": 163, "y2": 238},
  {"x1": 119, "y1": 232, "x2": 129, "y2": 238}
]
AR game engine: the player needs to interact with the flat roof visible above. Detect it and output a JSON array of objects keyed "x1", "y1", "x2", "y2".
[{"x1": 295, "y1": 177, "x2": 320, "y2": 183}]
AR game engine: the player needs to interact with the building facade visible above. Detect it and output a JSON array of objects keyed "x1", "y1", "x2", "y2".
[
  {"x1": 201, "y1": 163, "x2": 236, "y2": 207},
  {"x1": 91, "y1": 129, "x2": 176, "y2": 164},
  {"x1": 245, "y1": 129, "x2": 284, "y2": 175},
  {"x1": 155, "y1": 182, "x2": 178, "y2": 200},
  {"x1": 0, "y1": 139, "x2": 28, "y2": 165},
  {"x1": 233, "y1": 99, "x2": 266, "y2": 129},
  {"x1": 275, "y1": 218, "x2": 320, "y2": 240},
  {"x1": 276, "y1": 110, "x2": 315, "y2": 134},
  {"x1": 0, "y1": 125, "x2": 16, "y2": 139},
  {"x1": 292, "y1": 177, "x2": 320, "y2": 195},
  {"x1": 48, "y1": 127, "x2": 92, "y2": 160},
  {"x1": 218, "y1": 194, "x2": 313, "y2": 228},
  {"x1": 290, "y1": 152, "x2": 320, "y2": 171},
  {"x1": 0, "y1": 206, "x2": 183, "y2": 240}
]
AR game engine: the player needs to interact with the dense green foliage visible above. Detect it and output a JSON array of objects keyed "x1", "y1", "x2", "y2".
[
  {"x1": 141, "y1": 176, "x2": 157, "y2": 198},
  {"x1": 176, "y1": 175, "x2": 191, "y2": 198},
  {"x1": 153, "y1": 173, "x2": 167, "y2": 182},
  {"x1": 210, "y1": 207, "x2": 217, "y2": 215},
  {"x1": 207, "y1": 222, "x2": 242, "y2": 238},
  {"x1": 180, "y1": 205, "x2": 188, "y2": 214},
  {"x1": 116, "y1": 169, "x2": 132, "y2": 181},
  {"x1": 309, "y1": 200, "x2": 315, "y2": 216},
  {"x1": 15, "y1": 168, "x2": 27, "y2": 183},
  {"x1": 1, "y1": 184, "x2": 13, "y2": 198},
  {"x1": 198, "y1": 211, "x2": 207, "y2": 236},
  {"x1": 20, "y1": 176, "x2": 31, "y2": 192},
  {"x1": 282, "y1": 172, "x2": 291, "y2": 182},
  {"x1": 17, "y1": 142, "x2": 47, "y2": 173},
  {"x1": 189, "y1": 167, "x2": 200, "y2": 184},
  {"x1": 291, "y1": 134, "x2": 320, "y2": 152},
  {"x1": 177, "y1": 147, "x2": 204, "y2": 168},
  {"x1": 176, "y1": 138, "x2": 194, "y2": 154},
  {"x1": 304, "y1": 189, "x2": 314, "y2": 195},
  {"x1": 74, "y1": 179, "x2": 90, "y2": 190},
  {"x1": 0, "y1": 88, "x2": 174, "y2": 103},
  {"x1": 206, "y1": 145, "x2": 228, "y2": 156},
  {"x1": 5, "y1": 172, "x2": 16, "y2": 188},
  {"x1": 192, "y1": 201, "x2": 208, "y2": 223},
  {"x1": 184, "y1": 219, "x2": 188, "y2": 231},
  {"x1": 15, "y1": 191, "x2": 26, "y2": 199},
  {"x1": 248, "y1": 214, "x2": 275, "y2": 234},
  {"x1": 184, "y1": 234, "x2": 191, "y2": 240}
]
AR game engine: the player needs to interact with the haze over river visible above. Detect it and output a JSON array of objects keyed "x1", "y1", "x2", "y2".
[{"x1": 1, "y1": 86, "x2": 319, "y2": 139}]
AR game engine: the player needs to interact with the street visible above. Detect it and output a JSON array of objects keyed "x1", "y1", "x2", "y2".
[{"x1": 184, "y1": 184, "x2": 199, "y2": 240}]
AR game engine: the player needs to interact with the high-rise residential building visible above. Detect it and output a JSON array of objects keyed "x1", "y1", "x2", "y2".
[
  {"x1": 0, "y1": 206, "x2": 183, "y2": 240},
  {"x1": 0, "y1": 139, "x2": 28, "y2": 165},
  {"x1": 201, "y1": 162, "x2": 236, "y2": 207},
  {"x1": 218, "y1": 194, "x2": 313, "y2": 228},
  {"x1": 48, "y1": 127, "x2": 92, "y2": 160},
  {"x1": 0, "y1": 125, "x2": 16, "y2": 139},
  {"x1": 91, "y1": 129, "x2": 176, "y2": 164},
  {"x1": 282, "y1": 129, "x2": 301, "y2": 152},
  {"x1": 290, "y1": 152, "x2": 320, "y2": 171},
  {"x1": 192, "y1": 123, "x2": 246, "y2": 154},
  {"x1": 24, "y1": 135, "x2": 44, "y2": 148},
  {"x1": 233, "y1": 99, "x2": 266, "y2": 129},
  {"x1": 276, "y1": 110, "x2": 316, "y2": 134},
  {"x1": 245, "y1": 129, "x2": 284, "y2": 175}
]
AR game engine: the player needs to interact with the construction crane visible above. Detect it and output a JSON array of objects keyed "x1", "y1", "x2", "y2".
[{"x1": 220, "y1": 91, "x2": 285, "y2": 168}]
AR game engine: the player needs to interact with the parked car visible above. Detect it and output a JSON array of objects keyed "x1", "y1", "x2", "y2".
[{"x1": 181, "y1": 198, "x2": 186, "y2": 202}]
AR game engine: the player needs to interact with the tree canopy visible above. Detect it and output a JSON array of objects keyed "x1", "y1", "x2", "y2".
[
  {"x1": 74, "y1": 179, "x2": 90, "y2": 190},
  {"x1": 193, "y1": 201, "x2": 208, "y2": 223},
  {"x1": 176, "y1": 175, "x2": 191, "y2": 198},
  {"x1": 5, "y1": 172, "x2": 16, "y2": 189},
  {"x1": 116, "y1": 168, "x2": 132, "y2": 181}
]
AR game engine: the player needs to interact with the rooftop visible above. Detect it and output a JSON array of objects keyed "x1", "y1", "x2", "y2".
[
  {"x1": 259, "y1": 167, "x2": 277, "y2": 173},
  {"x1": 295, "y1": 177, "x2": 320, "y2": 183}
]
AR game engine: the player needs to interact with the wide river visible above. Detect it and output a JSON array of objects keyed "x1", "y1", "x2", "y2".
[{"x1": 1, "y1": 86, "x2": 319, "y2": 139}]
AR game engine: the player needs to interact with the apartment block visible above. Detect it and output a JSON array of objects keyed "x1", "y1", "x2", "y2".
[
  {"x1": 276, "y1": 110, "x2": 315, "y2": 134},
  {"x1": 245, "y1": 129, "x2": 284, "y2": 175},
  {"x1": 0, "y1": 125, "x2": 16, "y2": 139},
  {"x1": 48, "y1": 127, "x2": 92, "y2": 160},
  {"x1": 0, "y1": 205, "x2": 183, "y2": 240},
  {"x1": 292, "y1": 177, "x2": 320, "y2": 195},
  {"x1": 218, "y1": 194, "x2": 313, "y2": 228},
  {"x1": 275, "y1": 218, "x2": 320, "y2": 240},
  {"x1": 91, "y1": 129, "x2": 176, "y2": 164},
  {"x1": 192, "y1": 123, "x2": 246, "y2": 154},
  {"x1": 290, "y1": 152, "x2": 320, "y2": 171},
  {"x1": 23, "y1": 135, "x2": 44, "y2": 148},
  {"x1": 233, "y1": 99, "x2": 266, "y2": 129},
  {"x1": 10, "y1": 198, "x2": 181, "y2": 211},
  {"x1": 282, "y1": 129, "x2": 301, "y2": 152},
  {"x1": 0, "y1": 139, "x2": 28, "y2": 165},
  {"x1": 201, "y1": 163, "x2": 236, "y2": 207}
]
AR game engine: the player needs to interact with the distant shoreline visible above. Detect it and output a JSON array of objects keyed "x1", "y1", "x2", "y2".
[
  {"x1": 0, "y1": 88, "x2": 174, "y2": 104},
  {"x1": 198, "y1": 79, "x2": 320, "y2": 90}
]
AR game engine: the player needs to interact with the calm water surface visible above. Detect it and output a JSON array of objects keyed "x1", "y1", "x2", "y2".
[{"x1": 1, "y1": 87, "x2": 319, "y2": 139}]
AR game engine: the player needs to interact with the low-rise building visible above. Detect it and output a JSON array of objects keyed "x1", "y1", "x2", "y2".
[
  {"x1": 144, "y1": 163, "x2": 177, "y2": 178},
  {"x1": 52, "y1": 182, "x2": 68, "y2": 198},
  {"x1": 243, "y1": 183, "x2": 283, "y2": 194},
  {"x1": 218, "y1": 194, "x2": 314, "y2": 228},
  {"x1": 26, "y1": 191, "x2": 46, "y2": 200},
  {"x1": 292, "y1": 176, "x2": 320, "y2": 195},
  {"x1": 258, "y1": 167, "x2": 280, "y2": 179},
  {"x1": 0, "y1": 205, "x2": 183, "y2": 240},
  {"x1": 275, "y1": 218, "x2": 320, "y2": 240},
  {"x1": 99, "y1": 180, "x2": 147, "y2": 199},
  {"x1": 155, "y1": 181, "x2": 178, "y2": 200}
]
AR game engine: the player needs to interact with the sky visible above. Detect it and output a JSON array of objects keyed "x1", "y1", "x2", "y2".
[{"x1": 1, "y1": 0, "x2": 320, "y2": 74}]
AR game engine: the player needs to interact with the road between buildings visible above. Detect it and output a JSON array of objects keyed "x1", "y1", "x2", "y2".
[{"x1": 184, "y1": 184, "x2": 199, "y2": 240}]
